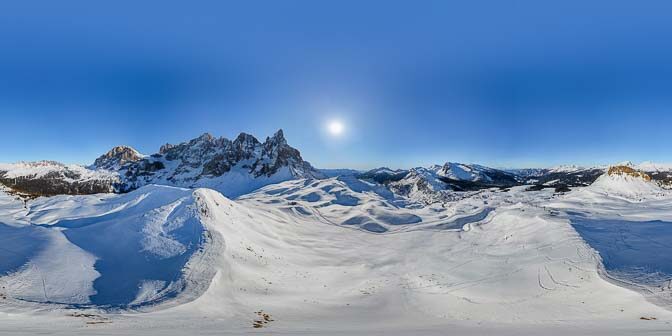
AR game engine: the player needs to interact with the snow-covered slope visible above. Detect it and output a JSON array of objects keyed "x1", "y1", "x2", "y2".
[
  {"x1": 2, "y1": 180, "x2": 671, "y2": 334},
  {"x1": 0, "y1": 185, "x2": 217, "y2": 308},
  {"x1": 5, "y1": 139, "x2": 672, "y2": 335}
]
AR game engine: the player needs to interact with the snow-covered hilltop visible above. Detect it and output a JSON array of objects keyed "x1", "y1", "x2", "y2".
[{"x1": 583, "y1": 165, "x2": 667, "y2": 199}]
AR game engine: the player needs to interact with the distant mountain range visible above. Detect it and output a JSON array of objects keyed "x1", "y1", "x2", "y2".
[
  {"x1": 353, "y1": 162, "x2": 672, "y2": 203},
  {"x1": 1, "y1": 130, "x2": 671, "y2": 199}
]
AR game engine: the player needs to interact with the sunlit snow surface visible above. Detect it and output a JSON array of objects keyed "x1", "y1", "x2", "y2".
[{"x1": 1, "y1": 177, "x2": 672, "y2": 335}]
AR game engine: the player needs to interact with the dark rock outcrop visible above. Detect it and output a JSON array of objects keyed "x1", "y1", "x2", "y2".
[{"x1": 0, "y1": 162, "x2": 118, "y2": 196}]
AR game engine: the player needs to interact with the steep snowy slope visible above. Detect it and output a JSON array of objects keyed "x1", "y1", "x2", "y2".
[{"x1": 0, "y1": 185, "x2": 217, "y2": 308}]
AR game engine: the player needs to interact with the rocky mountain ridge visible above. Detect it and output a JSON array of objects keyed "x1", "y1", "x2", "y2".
[
  {"x1": 106, "y1": 129, "x2": 325, "y2": 196},
  {"x1": 0, "y1": 130, "x2": 324, "y2": 197},
  {"x1": 92, "y1": 146, "x2": 144, "y2": 170}
]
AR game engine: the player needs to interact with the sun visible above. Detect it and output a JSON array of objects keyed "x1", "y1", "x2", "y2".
[{"x1": 327, "y1": 120, "x2": 344, "y2": 136}]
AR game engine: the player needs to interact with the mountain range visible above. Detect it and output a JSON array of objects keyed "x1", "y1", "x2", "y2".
[{"x1": 1, "y1": 130, "x2": 671, "y2": 201}]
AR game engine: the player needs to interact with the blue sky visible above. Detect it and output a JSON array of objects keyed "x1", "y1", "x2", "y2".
[{"x1": 1, "y1": 1, "x2": 672, "y2": 169}]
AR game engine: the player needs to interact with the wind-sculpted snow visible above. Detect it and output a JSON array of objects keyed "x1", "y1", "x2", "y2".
[
  {"x1": 0, "y1": 185, "x2": 215, "y2": 308},
  {"x1": 56, "y1": 197, "x2": 203, "y2": 306},
  {"x1": 244, "y1": 177, "x2": 500, "y2": 233}
]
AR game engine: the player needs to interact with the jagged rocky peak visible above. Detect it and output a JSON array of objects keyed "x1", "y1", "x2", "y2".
[
  {"x1": 93, "y1": 145, "x2": 143, "y2": 170},
  {"x1": 159, "y1": 143, "x2": 175, "y2": 154},
  {"x1": 262, "y1": 130, "x2": 293, "y2": 159},
  {"x1": 113, "y1": 129, "x2": 325, "y2": 196},
  {"x1": 265, "y1": 129, "x2": 287, "y2": 145},
  {"x1": 232, "y1": 132, "x2": 261, "y2": 156},
  {"x1": 255, "y1": 129, "x2": 308, "y2": 177},
  {"x1": 197, "y1": 132, "x2": 215, "y2": 142}
]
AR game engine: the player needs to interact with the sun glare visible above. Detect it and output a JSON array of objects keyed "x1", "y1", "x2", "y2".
[{"x1": 327, "y1": 120, "x2": 344, "y2": 136}]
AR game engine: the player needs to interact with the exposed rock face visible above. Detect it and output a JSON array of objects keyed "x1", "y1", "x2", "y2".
[
  {"x1": 257, "y1": 130, "x2": 314, "y2": 178},
  {"x1": 112, "y1": 129, "x2": 325, "y2": 196},
  {"x1": 607, "y1": 165, "x2": 651, "y2": 181},
  {"x1": 93, "y1": 146, "x2": 143, "y2": 170}
]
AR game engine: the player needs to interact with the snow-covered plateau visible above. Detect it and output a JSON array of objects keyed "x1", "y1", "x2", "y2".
[{"x1": 2, "y1": 132, "x2": 672, "y2": 335}]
